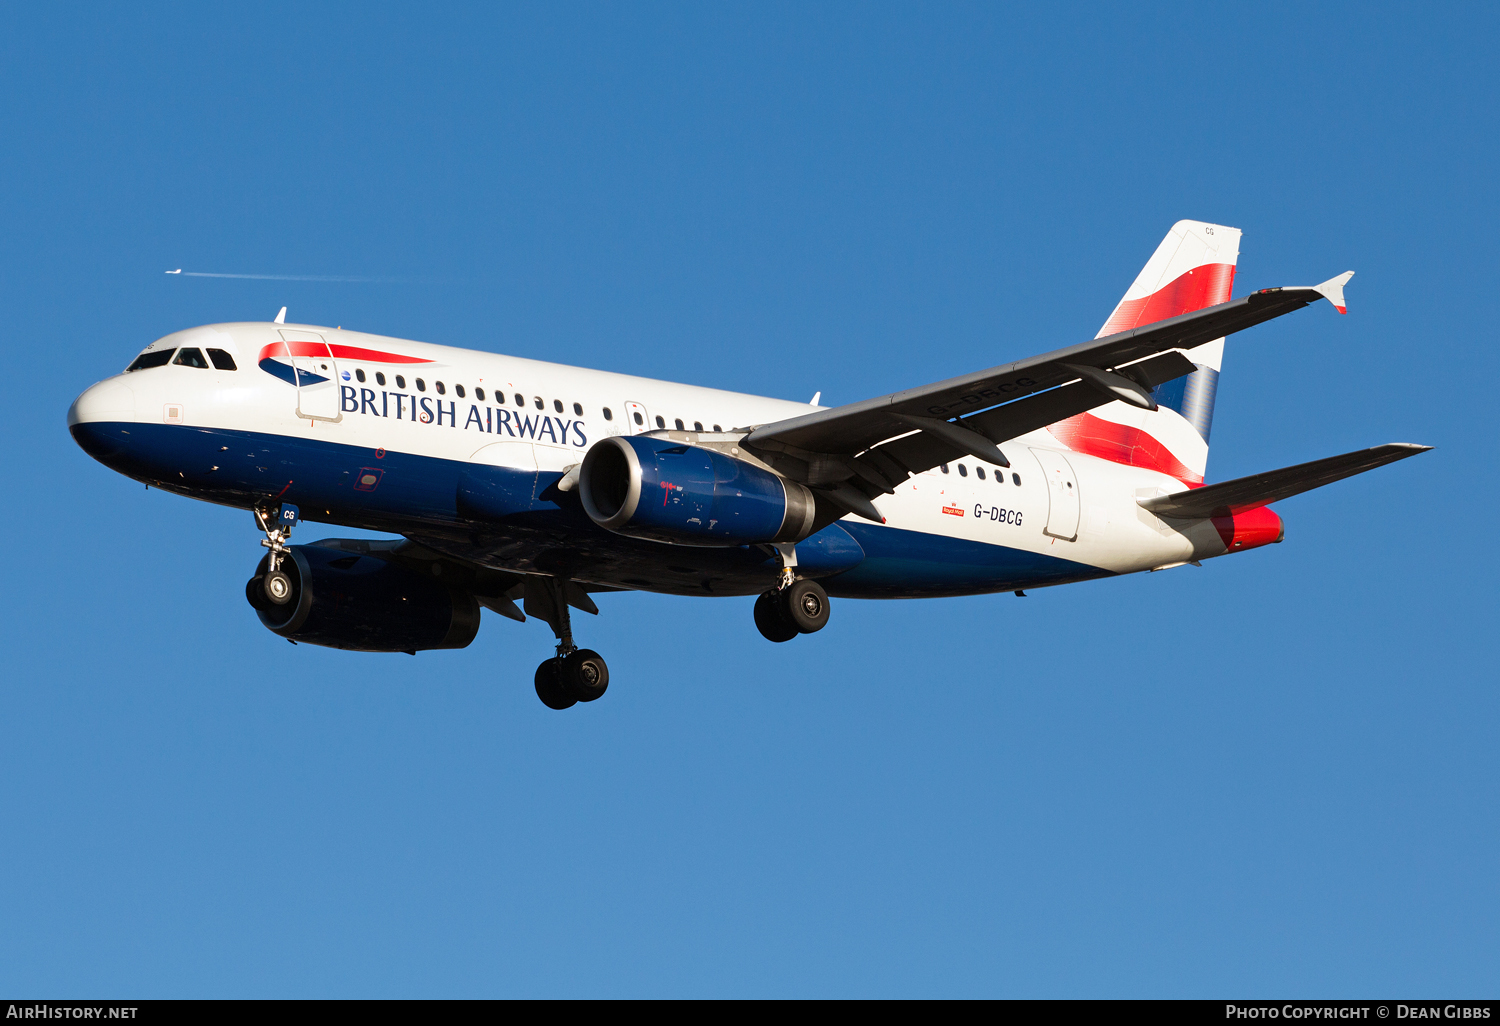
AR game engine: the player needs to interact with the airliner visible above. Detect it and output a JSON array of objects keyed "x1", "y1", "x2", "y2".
[{"x1": 69, "y1": 221, "x2": 1430, "y2": 709}]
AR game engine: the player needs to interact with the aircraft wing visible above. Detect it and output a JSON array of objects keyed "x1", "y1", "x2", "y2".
[
  {"x1": 742, "y1": 273, "x2": 1354, "y2": 517},
  {"x1": 1138, "y1": 443, "x2": 1432, "y2": 520}
]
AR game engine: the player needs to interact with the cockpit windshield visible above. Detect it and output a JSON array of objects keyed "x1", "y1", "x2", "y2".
[
  {"x1": 126, "y1": 349, "x2": 174, "y2": 372},
  {"x1": 125, "y1": 346, "x2": 237, "y2": 372},
  {"x1": 173, "y1": 347, "x2": 209, "y2": 368}
]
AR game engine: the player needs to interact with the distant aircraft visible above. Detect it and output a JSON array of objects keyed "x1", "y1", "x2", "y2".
[
  {"x1": 73, "y1": 222, "x2": 1428, "y2": 709},
  {"x1": 165, "y1": 269, "x2": 181, "y2": 274}
]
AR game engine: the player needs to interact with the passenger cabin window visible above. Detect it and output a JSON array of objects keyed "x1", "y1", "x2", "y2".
[
  {"x1": 534, "y1": 397, "x2": 544, "y2": 410},
  {"x1": 603, "y1": 408, "x2": 613, "y2": 420},
  {"x1": 395, "y1": 375, "x2": 406, "y2": 389},
  {"x1": 633, "y1": 411, "x2": 644, "y2": 425},
  {"x1": 674, "y1": 418, "x2": 685, "y2": 430},
  {"x1": 656, "y1": 416, "x2": 665, "y2": 429},
  {"x1": 573, "y1": 402, "x2": 583, "y2": 416},
  {"x1": 475, "y1": 387, "x2": 485, "y2": 401},
  {"x1": 976, "y1": 467, "x2": 985, "y2": 480},
  {"x1": 957, "y1": 464, "x2": 967, "y2": 477},
  {"x1": 940, "y1": 463, "x2": 949, "y2": 474},
  {"x1": 415, "y1": 378, "x2": 426, "y2": 392},
  {"x1": 553, "y1": 399, "x2": 563, "y2": 413},
  {"x1": 173, "y1": 348, "x2": 209, "y2": 369},
  {"x1": 126, "y1": 349, "x2": 174, "y2": 372},
  {"x1": 1012, "y1": 473, "x2": 1021, "y2": 486},
  {"x1": 693, "y1": 421, "x2": 703, "y2": 431},
  {"x1": 514, "y1": 393, "x2": 523, "y2": 406},
  {"x1": 435, "y1": 381, "x2": 445, "y2": 395},
  {"x1": 713, "y1": 424, "x2": 721, "y2": 432},
  {"x1": 376, "y1": 372, "x2": 386, "y2": 386},
  {"x1": 355, "y1": 368, "x2": 366, "y2": 383}
]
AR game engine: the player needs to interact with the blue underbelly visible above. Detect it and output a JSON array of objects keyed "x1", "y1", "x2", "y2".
[
  {"x1": 70, "y1": 420, "x2": 1112, "y2": 598},
  {"x1": 825, "y1": 521, "x2": 1111, "y2": 598}
]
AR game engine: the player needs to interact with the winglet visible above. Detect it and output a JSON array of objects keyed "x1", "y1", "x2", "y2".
[
  {"x1": 1313, "y1": 271, "x2": 1354, "y2": 314},
  {"x1": 273, "y1": 306, "x2": 287, "y2": 324}
]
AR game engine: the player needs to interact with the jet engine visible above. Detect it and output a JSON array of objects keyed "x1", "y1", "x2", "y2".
[
  {"x1": 579, "y1": 435, "x2": 816, "y2": 546},
  {"x1": 246, "y1": 543, "x2": 481, "y2": 653}
]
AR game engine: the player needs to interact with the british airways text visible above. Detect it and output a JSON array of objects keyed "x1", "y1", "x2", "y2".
[{"x1": 339, "y1": 386, "x2": 588, "y2": 447}]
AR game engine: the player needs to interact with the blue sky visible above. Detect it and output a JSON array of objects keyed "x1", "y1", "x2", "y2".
[{"x1": 2, "y1": 3, "x2": 1495, "y2": 997}]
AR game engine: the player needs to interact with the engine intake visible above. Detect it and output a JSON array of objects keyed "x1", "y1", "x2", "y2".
[
  {"x1": 248, "y1": 544, "x2": 480, "y2": 653},
  {"x1": 579, "y1": 435, "x2": 816, "y2": 546}
]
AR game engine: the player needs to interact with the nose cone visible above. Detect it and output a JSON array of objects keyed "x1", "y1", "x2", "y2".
[
  {"x1": 68, "y1": 378, "x2": 136, "y2": 460},
  {"x1": 69, "y1": 378, "x2": 135, "y2": 427}
]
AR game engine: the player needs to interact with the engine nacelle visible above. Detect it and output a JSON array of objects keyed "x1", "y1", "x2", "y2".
[
  {"x1": 248, "y1": 544, "x2": 481, "y2": 653},
  {"x1": 579, "y1": 435, "x2": 816, "y2": 546}
]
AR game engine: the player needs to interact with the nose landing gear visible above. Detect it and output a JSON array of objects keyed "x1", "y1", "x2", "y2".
[
  {"x1": 246, "y1": 504, "x2": 301, "y2": 609},
  {"x1": 754, "y1": 543, "x2": 831, "y2": 642},
  {"x1": 529, "y1": 576, "x2": 610, "y2": 710}
]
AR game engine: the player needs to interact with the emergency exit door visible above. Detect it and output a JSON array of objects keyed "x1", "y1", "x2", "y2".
[{"x1": 623, "y1": 401, "x2": 650, "y2": 433}]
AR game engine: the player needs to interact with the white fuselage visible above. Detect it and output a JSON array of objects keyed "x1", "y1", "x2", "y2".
[{"x1": 70, "y1": 320, "x2": 1243, "y2": 598}]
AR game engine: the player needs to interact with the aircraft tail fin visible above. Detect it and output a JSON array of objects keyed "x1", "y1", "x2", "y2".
[{"x1": 1048, "y1": 220, "x2": 1242, "y2": 482}]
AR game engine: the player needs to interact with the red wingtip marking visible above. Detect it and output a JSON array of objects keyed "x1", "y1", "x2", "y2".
[{"x1": 1335, "y1": 305, "x2": 1347, "y2": 314}]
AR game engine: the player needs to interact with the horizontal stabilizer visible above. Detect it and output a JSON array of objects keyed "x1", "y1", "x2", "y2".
[{"x1": 1139, "y1": 443, "x2": 1431, "y2": 519}]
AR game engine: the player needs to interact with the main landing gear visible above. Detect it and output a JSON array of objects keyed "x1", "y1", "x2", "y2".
[
  {"x1": 535, "y1": 650, "x2": 609, "y2": 710},
  {"x1": 530, "y1": 576, "x2": 609, "y2": 710},
  {"x1": 754, "y1": 543, "x2": 831, "y2": 643}
]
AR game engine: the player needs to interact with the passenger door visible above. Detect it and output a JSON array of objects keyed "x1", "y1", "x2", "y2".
[
  {"x1": 1030, "y1": 448, "x2": 1080, "y2": 541},
  {"x1": 279, "y1": 329, "x2": 341, "y2": 422}
]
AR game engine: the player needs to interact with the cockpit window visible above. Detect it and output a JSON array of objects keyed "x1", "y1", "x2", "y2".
[
  {"x1": 126, "y1": 349, "x2": 174, "y2": 372},
  {"x1": 173, "y1": 348, "x2": 209, "y2": 369},
  {"x1": 207, "y1": 348, "x2": 237, "y2": 371}
]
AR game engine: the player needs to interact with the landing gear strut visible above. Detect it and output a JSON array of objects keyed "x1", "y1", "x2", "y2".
[
  {"x1": 754, "y1": 543, "x2": 831, "y2": 642},
  {"x1": 246, "y1": 504, "x2": 300, "y2": 609},
  {"x1": 531, "y1": 576, "x2": 609, "y2": 710}
]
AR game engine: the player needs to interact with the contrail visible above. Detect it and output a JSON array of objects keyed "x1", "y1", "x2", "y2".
[{"x1": 165, "y1": 269, "x2": 412, "y2": 282}]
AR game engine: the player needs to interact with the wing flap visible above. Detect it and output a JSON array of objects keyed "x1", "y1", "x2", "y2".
[
  {"x1": 746, "y1": 281, "x2": 1345, "y2": 460},
  {"x1": 837, "y1": 381, "x2": 1105, "y2": 487},
  {"x1": 1139, "y1": 443, "x2": 1431, "y2": 520}
]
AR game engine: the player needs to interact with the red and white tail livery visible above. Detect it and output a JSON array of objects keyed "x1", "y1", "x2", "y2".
[{"x1": 1049, "y1": 219, "x2": 1241, "y2": 483}]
